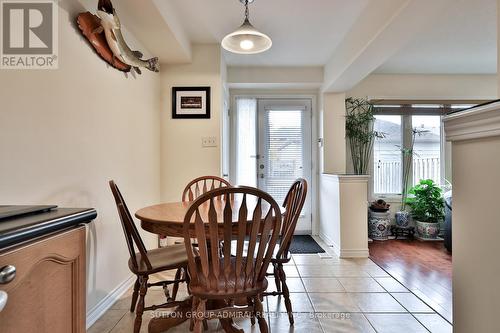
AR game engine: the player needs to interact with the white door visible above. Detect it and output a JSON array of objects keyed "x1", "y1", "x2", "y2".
[{"x1": 257, "y1": 99, "x2": 312, "y2": 233}]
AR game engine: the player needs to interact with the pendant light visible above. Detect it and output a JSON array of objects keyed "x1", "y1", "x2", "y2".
[{"x1": 221, "y1": 0, "x2": 272, "y2": 54}]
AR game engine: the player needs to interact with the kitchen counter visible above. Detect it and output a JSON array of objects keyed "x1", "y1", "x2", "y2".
[
  {"x1": 0, "y1": 207, "x2": 97, "y2": 250},
  {"x1": 0, "y1": 207, "x2": 96, "y2": 332}
]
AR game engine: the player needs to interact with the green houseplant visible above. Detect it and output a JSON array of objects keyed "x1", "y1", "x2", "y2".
[
  {"x1": 345, "y1": 98, "x2": 384, "y2": 175},
  {"x1": 405, "y1": 179, "x2": 445, "y2": 239},
  {"x1": 396, "y1": 128, "x2": 429, "y2": 227}
]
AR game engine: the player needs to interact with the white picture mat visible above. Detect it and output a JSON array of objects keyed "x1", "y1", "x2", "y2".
[{"x1": 176, "y1": 91, "x2": 207, "y2": 115}]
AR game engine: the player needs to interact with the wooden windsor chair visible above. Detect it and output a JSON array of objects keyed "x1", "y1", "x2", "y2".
[
  {"x1": 171, "y1": 175, "x2": 233, "y2": 248},
  {"x1": 182, "y1": 175, "x2": 232, "y2": 202},
  {"x1": 183, "y1": 186, "x2": 282, "y2": 333},
  {"x1": 109, "y1": 180, "x2": 188, "y2": 333},
  {"x1": 263, "y1": 178, "x2": 308, "y2": 325}
]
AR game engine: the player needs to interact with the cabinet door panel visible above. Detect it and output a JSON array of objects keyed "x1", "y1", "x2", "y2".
[{"x1": 0, "y1": 227, "x2": 86, "y2": 333}]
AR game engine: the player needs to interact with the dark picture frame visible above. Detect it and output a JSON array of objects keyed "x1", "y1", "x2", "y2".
[{"x1": 172, "y1": 86, "x2": 211, "y2": 119}]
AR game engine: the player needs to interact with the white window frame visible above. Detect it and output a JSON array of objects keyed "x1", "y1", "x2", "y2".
[{"x1": 370, "y1": 105, "x2": 447, "y2": 202}]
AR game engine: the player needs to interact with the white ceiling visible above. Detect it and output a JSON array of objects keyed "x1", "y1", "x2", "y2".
[
  {"x1": 162, "y1": 0, "x2": 497, "y2": 74},
  {"x1": 375, "y1": 0, "x2": 497, "y2": 74},
  {"x1": 168, "y1": 0, "x2": 370, "y2": 66}
]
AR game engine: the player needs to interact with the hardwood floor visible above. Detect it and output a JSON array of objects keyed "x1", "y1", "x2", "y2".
[{"x1": 369, "y1": 240, "x2": 453, "y2": 323}]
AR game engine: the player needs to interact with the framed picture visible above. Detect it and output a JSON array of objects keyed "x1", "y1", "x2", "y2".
[{"x1": 172, "y1": 87, "x2": 211, "y2": 119}]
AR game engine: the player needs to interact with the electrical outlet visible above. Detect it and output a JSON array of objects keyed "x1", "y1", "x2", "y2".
[{"x1": 202, "y1": 136, "x2": 217, "y2": 147}]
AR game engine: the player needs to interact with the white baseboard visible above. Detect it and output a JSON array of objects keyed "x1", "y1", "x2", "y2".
[
  {"x1": 330, "y1": 240, "x2": 341, "y2": 258},
  {"x1": 86, "y1": 275, "x2": 136, "y2": 329},
  {"x1": 318, "y1": 231, "x2": 335, "y2": 248},
  {"x1": 318, "y1": 233, "x2": 369, "y2": 258},
  {"x1": 338, "y1": 248, "x2": 369, "y2": 258},
  {"x1": 318, "y1": 232, "x2": 342, "y2": 257}
]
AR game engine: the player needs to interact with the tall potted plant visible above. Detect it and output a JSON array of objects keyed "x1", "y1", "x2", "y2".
[
  {"x1": 405, "y1": 179, "x2": 445, "y2": 239},
  {"x1": 345, "y1": 98, "x2": 384, "y2": 175},
  {"x1": 396, "y1": 128, "x2": 428, "y2": 227}
]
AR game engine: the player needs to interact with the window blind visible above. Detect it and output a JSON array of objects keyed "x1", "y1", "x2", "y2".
[{"x1": 264, "y1": 109, "x2": 304, "y2": 204}]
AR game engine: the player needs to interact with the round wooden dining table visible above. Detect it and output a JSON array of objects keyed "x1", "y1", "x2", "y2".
[
  {"x1": 135, "y1": 199, "x2": 279, "y2": 333},
  {"x1": 137, "y1": 198, "x2": 279, "y2": 238}
]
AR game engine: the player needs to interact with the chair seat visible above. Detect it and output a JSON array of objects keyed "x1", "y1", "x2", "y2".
[
  {"x1": 129, "y1": 244, "x2": 188, "y2": 275},
  {"x1": 189, "y1": 257, "x2": 269, "y2": 299}
]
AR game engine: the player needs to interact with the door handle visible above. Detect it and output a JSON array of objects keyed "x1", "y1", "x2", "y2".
[
  {"x1": 0, "y1": 291, "x2": 7, "y2": 312},
  {"x1": 0, "y1": 265, "x2": 16, "y2": 284}
]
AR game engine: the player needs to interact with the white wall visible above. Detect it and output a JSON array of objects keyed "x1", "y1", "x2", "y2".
[
  {"x1": 228, "y1": 66, "x2": 324, "y2": 89},
  {"x1": 347, "y1": 72, "x2": 496, "y2": 180},
  {"x1": 221, "y1": 54, "x2": 230, "y2": 179},
  {"x1": 160, "y1": 44, "x2": 224, "y2": 202},
  {"x1": 345, "y1": 73, "x2": 497, "y2": 205},
  {"x1": 318, "y1": 73, "x2": 496, "y2": 253},
  {"x1": 347, "y1": 74, "x2": 497, "y2": 100},
  {"x1": 0, "y1": 3, "x2": 160, "y2": 314}
]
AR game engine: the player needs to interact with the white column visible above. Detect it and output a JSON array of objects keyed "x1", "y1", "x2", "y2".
[
  {"x1": 319, "y1": 174, "x2": 369, "y2": 258},
  {"x1": 444, "y1": 102, "x2": 500, "y2": 332},
  {"x1": 322, "y1": 93, "x2": 346, "y2": 174},
  {"x1": 319, "y1": 93, "x2": 369, "y2": 258}
]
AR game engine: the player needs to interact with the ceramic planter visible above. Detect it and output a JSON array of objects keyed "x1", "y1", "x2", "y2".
[
  {"x1": 395, "y1": 211, "x2": 411, "y2": 227},
  {"x1": 368, "y1": 210, "x2": 391, "y2": 241},
  {"x1": 416, "y1": 221, "x2": 440, "y2": 239}
]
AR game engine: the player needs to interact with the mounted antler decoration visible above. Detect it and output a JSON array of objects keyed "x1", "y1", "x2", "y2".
[{"x1": 77, "y1": 0, "x2": 159, "y2": 74}]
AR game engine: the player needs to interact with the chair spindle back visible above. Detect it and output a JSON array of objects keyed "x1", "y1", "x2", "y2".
[
  {"x1": 276, "y1": 179, "x2": 308, "y2": 260},
  {"x1": 182, "y1": 176, "x2": 231, "y2": 202},
  {"x1": 183, "y1": 186, "x2": 282, "y2": 292}
]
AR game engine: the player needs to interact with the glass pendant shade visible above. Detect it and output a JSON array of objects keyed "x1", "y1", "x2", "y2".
[{"x1": 222, "y1": 18, "x2": 272, "y2": 54}]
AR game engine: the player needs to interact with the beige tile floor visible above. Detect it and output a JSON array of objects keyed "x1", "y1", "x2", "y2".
[{"x1": 88, "y1": 239, "x2": 453, "y2": 333}]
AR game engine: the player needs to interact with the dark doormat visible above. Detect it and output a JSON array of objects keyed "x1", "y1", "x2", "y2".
[{"x1": 288, "y1": 235, "x2": 326, "y2": 254}]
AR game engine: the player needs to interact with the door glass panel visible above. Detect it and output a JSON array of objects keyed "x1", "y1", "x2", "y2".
[
  {"x1": 412, "y1": 115, "x2": 441, "y2": 185},
  {"x1": 233, "y1": 98, "x2": 312, "y2": 232},
  {"x1": 263, "y1": 109, "x2": 304, "y2": 204},
  {"x1": 235, "y1": 98, "x2": 257, "y2": 187},
  {"x1": 373, "y1": 115, "x2": 403, "y2": 194}
]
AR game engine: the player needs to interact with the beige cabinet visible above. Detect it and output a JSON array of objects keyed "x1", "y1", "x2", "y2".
[{"x1": 0, "y1": 226, "x2": 86, "y2": 333}]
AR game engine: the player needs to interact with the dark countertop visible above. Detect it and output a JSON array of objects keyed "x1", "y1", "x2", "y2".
[{"x1": 0, "y1": 208, "x2": 97, "y2": 250}]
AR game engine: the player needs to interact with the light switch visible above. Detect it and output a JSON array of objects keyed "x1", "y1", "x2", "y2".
[{"x1": 202, "y1": 136, "x2": 217, "y2": 147}]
